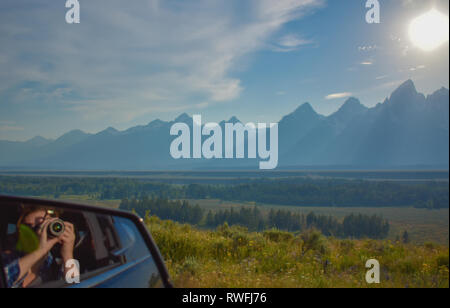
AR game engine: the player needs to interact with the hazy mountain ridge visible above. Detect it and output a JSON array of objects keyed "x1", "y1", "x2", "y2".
[{"x1": 0, "y1": 80, "x2": 448, "y2": 170}]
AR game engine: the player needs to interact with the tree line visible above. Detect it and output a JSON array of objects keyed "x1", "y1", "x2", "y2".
[
  {"x1": 1, "y1": 175, "x2": 448, "y2": 209},
  {"x1": 121, "y1": 196, "x2": 204, "y2": 225},
  {"x1": 120, "y1": 197, "x2": 390, "y2": 239}
]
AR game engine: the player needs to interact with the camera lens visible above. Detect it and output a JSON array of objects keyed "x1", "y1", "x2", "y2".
[{"x1": 48, "y1": 219, "x2": 65, "y2": 238}]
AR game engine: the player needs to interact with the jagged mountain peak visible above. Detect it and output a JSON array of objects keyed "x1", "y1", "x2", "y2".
[
  {"x1": 145, "y1": 119, "x2": 166, "y2": 129},
  {"x1": 57, "y1": 129, "x2": 88, "y2": 140},
  {"x1": 174, "y1": 113, "x2": 191, "y2": 123},
  {"x1": 338, "y1": 97, "x2": 367, "y2": 112},
  {"x1": 26, "y1": 136, "x2": 52, "y2": 146},
  {"x1": 389, "y1": 79, "x2": 420, "y2": 101},
  {"x1": 427, "y1": 87, "x2": 449, "y2": 101},
  {"x1": 329, "y1": 97, "x2": 368, "y2": 122},
  {"x1": 397, "y1": 79, "x2": 417, "y2": 93},
  {"x1": 281, "y1": 102, "x2": 319, "y2": 124},
  {"x1": 147, "y1": 118, "x2": 164, "y2": 125},
  {"x1": 228, "y1": 116, "x2": 240, "y2": 124},
  {"x1": 98, "y1": 127, "x2": 119, "y2": 135},
  {"x1": 294, "y1": 102, "x2": 316, "y2": 114}
]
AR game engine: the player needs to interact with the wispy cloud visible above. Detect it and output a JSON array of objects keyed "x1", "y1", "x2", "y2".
[
  {"x1": 409, "y1": 65, "x2": 426, "y2": 71},
  {"x1": 273, "y1": 34, "x2": 314, "y2": 52},
  {"x1": 0, "y1": 125, "x2": 24, "y2": 132},
  {"x1": 376, "y1": 75, "x2": 388, "y2": 80},
  {"x1": 360, "y1": 61, "x2": 374, "y2": 65},
  {"x1": 325, "y1": 92, "x2": 352, "y2": 100},
  {"x1": 401, "y1": 0, "x2": 422, "y2": 7},
  {"x1": 0, "y1": 0, "x2": 323, "y2": 126},
  {"x1": 358, "y1": 45, "x2": 378, "y2": 52}
]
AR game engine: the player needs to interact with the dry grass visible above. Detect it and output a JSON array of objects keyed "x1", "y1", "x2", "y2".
[{"x1": 147, "y1": 216, "x2": 449, "y2": 288}]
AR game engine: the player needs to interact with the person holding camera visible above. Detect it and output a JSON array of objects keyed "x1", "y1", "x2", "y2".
[{"x1": 1, "y1": 206, "x2": 76, "y2": 288}]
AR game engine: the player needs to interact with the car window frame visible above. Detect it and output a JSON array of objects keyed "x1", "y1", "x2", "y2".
[
  {"x1": 35, "y1": 261, "x2": 123, "y2": 288},
  {"x1": 0, "y1": 195, "x2": 173, "y2": 288},
  {"x1": 0, "y1": 241, "x2": 5, "y2": 289}
]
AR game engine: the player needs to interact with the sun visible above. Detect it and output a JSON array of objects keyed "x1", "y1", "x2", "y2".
[{"x1": 409, "y1": 9, "x2": 449, "y2": 52}]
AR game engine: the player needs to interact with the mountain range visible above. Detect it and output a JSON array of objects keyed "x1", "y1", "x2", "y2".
[{"x1": 0, "y1": 80, "x2": 448, "y2": 170}]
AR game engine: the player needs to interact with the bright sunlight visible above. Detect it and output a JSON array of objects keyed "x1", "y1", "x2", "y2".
[{"x1": 409, "y1": 9, "x2": 449, "y2": 52}]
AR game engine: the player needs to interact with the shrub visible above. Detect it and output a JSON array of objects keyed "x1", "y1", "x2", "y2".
[
  {"x1": 180, "y1": 257, "x2": 201, "y2": 275},
  {"x1": 300, "y1": 229, "x2": 328, "y2": 256},
  {"x1": 436, "y1": 254, "x2": 449, "y2": 269},
  {"x1": 263, "y1": 229, "x2": 295, "y2": 243}
]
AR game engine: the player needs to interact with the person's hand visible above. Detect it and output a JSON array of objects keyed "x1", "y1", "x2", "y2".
[
  {"x1": 59, "y1": 222, "x2": 75, "y2": 262},
  {"x1": 37, "y1": 219, "x2": 60, "y2": 255}
]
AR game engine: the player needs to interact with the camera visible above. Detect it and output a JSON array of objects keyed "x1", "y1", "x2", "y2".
[{"x1": 48, "y1": 219, "x2": 65, "y2": 238}]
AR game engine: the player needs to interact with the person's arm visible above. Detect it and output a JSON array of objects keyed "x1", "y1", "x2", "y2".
[
  {"x1": 60, "y1": 222, "x2": 78, "y2": 278},
  {"x1": 16, "y1": 219, "x2": 60, "y2": 284}
]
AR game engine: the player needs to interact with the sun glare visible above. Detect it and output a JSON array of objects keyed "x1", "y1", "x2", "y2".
[{"x1": 409, "y1": 9, "x2": 449, "y2": 52}]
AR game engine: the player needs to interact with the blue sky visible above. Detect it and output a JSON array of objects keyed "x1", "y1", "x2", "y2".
[{"x1": 0, "y1": 0, "x2": 448, "y2": 141}]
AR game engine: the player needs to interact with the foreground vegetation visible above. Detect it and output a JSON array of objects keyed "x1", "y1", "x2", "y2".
[{"x1": 146, "y1": 216, "x2": 449, "y2": 288}]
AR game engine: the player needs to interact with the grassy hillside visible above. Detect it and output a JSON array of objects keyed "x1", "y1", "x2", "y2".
[{"x1": 146, "y1": 216, "x2": 449, "y2": 288}]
